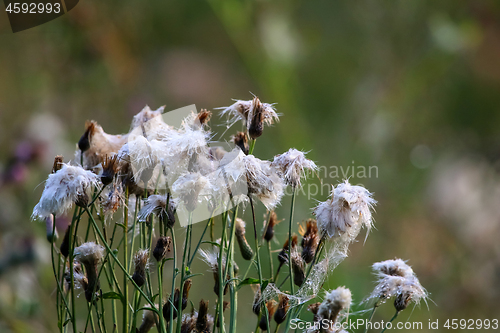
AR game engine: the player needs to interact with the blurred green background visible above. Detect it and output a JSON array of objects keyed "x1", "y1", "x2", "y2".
[{"x1": 1, "y1": 1, "x2": 500, "y2": 332}]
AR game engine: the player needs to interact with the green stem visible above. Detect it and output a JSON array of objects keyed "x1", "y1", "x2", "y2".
[
  {"x1": 176, "y1": 218, "x2": 191, "y2": 333},
  {"x1": 288, "y1": 188, "x2": 296, "y2": 294},
  {"x1": 226, "y1": 206, "x2": 239, "y2": 333},
  {"x1": 188, "y1": 216, "x2": 213, "y2": 267},
  {"x1": 123, "y1": 189, "x2": 129, "y2": 333},
  {"x1": 84, "y1": 207, "x2": 162, "y2": 322},
  {"x1": 267, "y1": 241, "x2": 274, "y2": 283},
  {"x1": 217, "y1": 212, "x2": 228, "y2": 333},
  {"x1": 363, "y1": 305, "x2": 378, "y2": 333},
  {"x1": 380, "y1": 311, "x2": 399, "y2": 333},
  {"x1": 249, "y1": 196, "x2": 270, "y2": 332},
  {"x1": 249, "y1": 139, "x2": 256, "y2": 155},
  {"x1": 168, "y1": 227, "x2": 177, "y2": 333}
]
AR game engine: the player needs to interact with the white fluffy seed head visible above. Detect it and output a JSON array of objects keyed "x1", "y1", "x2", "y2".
[
  {"x1": 314, "y1": 180, "x2": 376, "y2": 243},
  {"x1": 272, "y1": 148, "x2": 317, "y2": 188},
  {"x1": 199, "y1": 248, "x2": 225, "y2": 272},
  {"x1": 32, "y1": 164, "x2": 100, "y2": 219},
  {"x1": 134, "y1": 249, "x2": 150, "y2": 272},
  {"x1": 365, "y1": 258, "x2": 428, "y2": 308},
  {"x1": 138, "y1": 194, "x2": 173, "y2": 221},
  {"x1": 74, "y1": 242, "x2": 105, "y2": 267},
  {"x1": 171, "y1": 172, "x2": 211, "y2": 212},
  {"x1": 317, "y1": 286, "x2": 352, "y2": 323},
  {"x1": 372, "y1": 258, "x2": 414, "y2": 278},
  {"x1": 218, "y1": 98, "x2": 279, "y2": 131}
]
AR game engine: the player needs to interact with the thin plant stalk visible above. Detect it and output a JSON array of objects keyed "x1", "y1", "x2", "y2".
[
  {"x1": 363, "y1": 305, "x2": 378, "y2": 333},
  {"x1": 122, "y1": 189, "x2": 129, "y2": 333},
  {"x1": 168, "y1": 226, "x2": 177, "y2": 333},
  {"x1": 288, "y1": 187, "x2": 296, "y2": 294},
  {"x1": 176, "y1": 213, "x2": 192, "y2": 333},
  {"x1": 249, "y1": 196, "x2": 270, "y2": 332},
  {"x1": 380, "y1": 311, "x2": 400, "y2": 333}
]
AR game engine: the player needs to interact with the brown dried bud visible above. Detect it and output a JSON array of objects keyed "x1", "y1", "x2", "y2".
[
  {"x1": 78, "y1": 120, "x2": 96, "y2": 152},
  {"x1": 394, "y1": 291, "x2": 412, "y2": 312},
  {"x1": 132, "y1": 250, "x2": 149, "y2": 287},
  {"x1": 153, "y1": 237, "x2": 171, "y2": 262},
  {"x1": 196, "y1": 299, "x2": 210, "y2": 332},
  {"x1": 301, "y1": 219, "x2": 319, "y2": 264},
  {"x1": 163, "y1": 289, "x2": 180, "y2": 321},
  {"x1": 259, "y1": 301, "x2": 277, "y2": 331},
  {"x1": 274, "y1": 295, "x2": 290, "y2": 325},
  {"x1": 291, "y1": 251, "x2": 306, "y2": 287},
  {"x1": 101, "y1": 155, "x2": 118, "y2": 186},
  {"x1": 232, "y1": 131, "x2": 249, "y2": 155},
  {"x1": 264, "y1": 211, "x2": 279, "y2": 242},
  {"x1": 52, "y1": 155, "x2": 63, "y2": 173},
  {"x1": 277, "y1": 235, "x2": 298, "y2": 265},
  {"x1": 196, "y1": 109, "x2": 212, "y2": 126},
  {"x1": 75, "y1": 192, "x2": 89, "y2": 208},
  {"x1": 235, "y1": 218, "x2": 254, "y2": 260},
  {"x1": 308, "y1": 302, "x2": 321, "y2": 323},
  {"x1": 182, "y1": 279, "x2": 192, "y2": 311},
  {"x1": 252, "y1": 287, "x2": 262, "y2": 316},
  {"x1": 248, "y1": 97, "x2": 264, "y2": 139}
]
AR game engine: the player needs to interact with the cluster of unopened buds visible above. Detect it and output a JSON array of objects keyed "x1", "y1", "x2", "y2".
[{"x1": 32, "y1": 95, "x2": 428, "y2": 333}]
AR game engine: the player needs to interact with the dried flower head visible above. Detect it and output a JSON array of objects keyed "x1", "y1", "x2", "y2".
[
  {"x1": 314, "y1": 180, "x2": 376, "y2": 244},
  {"x1": 32, "y1": 164, "x2": 100, "y2": 219},
  {"x1": 219, "y1": 97, "x2": 279, "y2": 139},
  {"x1": 234, "y1": 218, "x2": 254, "y2": 260},
  {"x1": 163, "y1": 288, "x2": 180, "y2": 321},
  {"x1": 366, "y1": 259, "x2": 428, "y2": 310},
  {"x1": 291, "y1": 251, "x2": 306, "y2": 287},
  {"x1": 196, "y1": 299, "x2": 213, "y2": 332},
  {"x1": 199, "y1": 248, "x2": 228, "y2": 296},
  {"x1": 272, "y1": 148, "x2": 317, "y2": 188},
  {"x1": 153, "y1": 236, "x2": 172, "y2": 262},
  {"x1": 252, "y1": 286, "x2": 262, "y2": 315},
  {"x1": 52, "y1": 155, "x2": 64, "y2": 173},
  {"x1": 132, "y1": 249, "x2": 150, "y2": 287},
  {"x1": 138, "y1": 304, "x2": 159, "y2": 333},
  {"x1": 317, "y1": 287, "x2": 352, "y2": 324},
  {"x1": 263, "y1": 210, "x2": 280, "y2": 242},
  {"x1": 59, "y1": 225, "x2": 71, "y2": 258},
  {"x1": 274, "y1": 295, "x2": 290, "y2": 325},
  {"x1": 171, "y1": 172, "x2": 210, "y2": 212},
  {"x1": 138, "y1": 194, "x2": 176, "y2": 228},
  {"x1": 79, "y1": 120, "x2": 128, "y2": 169},
  {"x1": 300, "y1": 219, "x2": 320, "y2": 264},
  {"x1": 103, "y1": 181, "x2": 124, "y2": 217},
  {"x1": 100, "y1": 155, "x2": 119, "y2": 186},
  {"x1": 196, "y1": 109, "x2": 212, "y2": 127},
  {"x1": 232, "y1": 131, "x2": 249, "y2": 155},
  {"x1": 277, "y1": 235, "x2": 298, "y2": 265},
  {"x1": 259, "y1": 300, "x2": 277, "y2": 331},
  {"x1": 74, "y1": 242, "x2": 105, "y2": 302}
]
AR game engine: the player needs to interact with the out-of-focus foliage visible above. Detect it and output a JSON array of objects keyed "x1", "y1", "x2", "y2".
[{"x1": 1, "y1": 1, "x2": 500, "y2": 332}]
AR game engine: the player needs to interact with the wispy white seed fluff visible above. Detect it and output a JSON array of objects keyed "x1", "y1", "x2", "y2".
[
  {"x1": 372, "y1": 258, "x2": 414, "y2": 278},
  {"x1": 138, "y1": 194, "x2": 174, "y2": 221},
  {"x1": 218, "y1": 97, "x2": 279, "y2": 130},
  {"x1": 74, "y1": 242, "x2": 105, "y2": 266},
  {"x1": 272, "y1": 148, "x2": 317, "y2": 188},
  {"x1": 215, "y1": 150, "x2": 284, "y2": 209},
  {"x1": 317, "y1": 286, "x2": 352, "y2": 322},
  {"x1": 171, "y1": 172, "x2": 211, "y2": 212},
  {"x1": 314, "y1": 180, "x2": 376, "y2": 243},
  {"x1": 199, "y1": 248, "x2": 225, "y2": 272},
  {"x1": 32, "y1": 164, "x2": 100, "y2": 219},
  {"x1": 366, "y1": 258, "x2": 428, "y2": 308}
]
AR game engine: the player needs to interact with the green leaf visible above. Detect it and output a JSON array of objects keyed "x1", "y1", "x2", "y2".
[
  {"x1": 236, "y1": 278, "x2": 270, "y2": 291},
  {"x1": 102, "y1": 291, "x2": 123, "y2": 300},
  {"x1": 63, "y1": 318, "x2": 71, "y2": 327}
]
